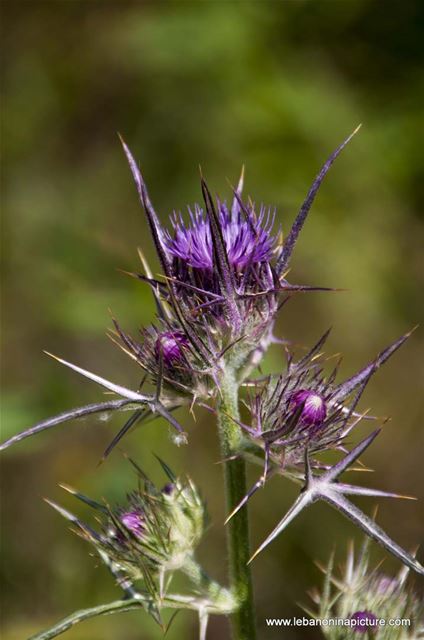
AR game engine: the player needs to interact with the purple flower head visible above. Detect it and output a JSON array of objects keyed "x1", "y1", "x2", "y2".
[
  {"x1": 350, "y1": 610, "x2": 378, "y2": 634},
  {"x1": 120, "y1": 510, "x2": 145, "y2": 538},
  {"x1": 290, "y1": 389, "x2": 327, "y2": 426},
  {"x1": 162, "y1": 192, "x2": 280, "y2": 346},
  {"x1": 165, "y1": 204, "x2": 275, "y2": 271},
  {"x1": 120, "y1": 129, "x2": 360, "y2": 315},
  {"x1": 155, "y1": 330, "x2": 188, "y2": 365},
  {"x1": 117, "y1": 133, "x2": 359, "y2": 375}
]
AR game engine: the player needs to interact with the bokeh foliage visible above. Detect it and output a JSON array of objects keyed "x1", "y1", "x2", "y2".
[{"x1": 1, "y1": 1, "x2": 423, "y2": 638}]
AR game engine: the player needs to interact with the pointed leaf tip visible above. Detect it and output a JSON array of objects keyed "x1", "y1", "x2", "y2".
[
  {"x1": 0, "y1": 398, "x2": 133, "y2": 452},
  {"x1": 276, "y1": 126, "x2": 361, "y2": 274},
  {"x1": 119, "y1": 139, "x2": 172, "y2": 277},
  {"x1": 333, "y1": 328, "x2": 414, "y2": 402}
]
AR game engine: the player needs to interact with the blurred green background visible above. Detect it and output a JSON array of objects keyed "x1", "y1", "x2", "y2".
[{"x1": 1, "y1": 1, "x2": 423, "y2": 638}]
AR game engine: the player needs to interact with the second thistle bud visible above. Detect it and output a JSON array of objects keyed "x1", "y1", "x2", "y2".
[{"x1": 49, "y1": 462, "x2": 207, "y2": 590}]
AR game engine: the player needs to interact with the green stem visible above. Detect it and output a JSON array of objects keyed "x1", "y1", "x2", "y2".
[
  {"x1": 217, "y1": 369, "x2": 257, "y2": 640},
  {"x1": 29, "y1": 599, "x2": 143, "y2": 640},
  {"x1": 29, "y1": 592, "x2": 233, "y2": 640}
]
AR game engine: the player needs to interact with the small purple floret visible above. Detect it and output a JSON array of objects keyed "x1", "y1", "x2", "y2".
[
  {"x1": 350, "y1": 610, "x2": 378, "y2": 634},
  {"x1": 155, "y1": 331, "x2": 188, "y2": 364},
  {"x1": 165, "y1": 204, "x2": 275, "y2": 270},
  {"x1": 120, "y1": 510, "x2": 144, "y2": 538},
  {"x1": 290, "y1": 389, "x2": 327, "y2": 426}
]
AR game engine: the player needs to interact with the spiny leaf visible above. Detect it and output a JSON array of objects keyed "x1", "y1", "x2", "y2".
[{"x1": 0, "y1": 399, "x2": 133, "y2": 452}]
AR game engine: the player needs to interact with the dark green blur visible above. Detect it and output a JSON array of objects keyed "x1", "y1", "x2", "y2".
[{"x1": 1, "y1": 1, "x2": 423, "y2": 638}]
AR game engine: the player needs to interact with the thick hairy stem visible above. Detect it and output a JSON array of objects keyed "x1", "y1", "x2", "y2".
[{"x1": 218, "y1": 369, "x2": 257, "y2": 640}]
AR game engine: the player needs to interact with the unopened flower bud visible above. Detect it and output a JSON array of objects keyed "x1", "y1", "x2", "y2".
[{"x1": 290, "y1": 389, "x2": 327, "y2": 426}]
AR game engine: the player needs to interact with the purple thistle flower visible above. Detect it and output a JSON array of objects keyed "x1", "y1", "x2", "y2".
[
  {"x1": 224, "y1": 328, "x2": 419, "y2": 552},
  {"x1": 349, "y1": 610, "x2": 378, "y2": 634},
  {"x1": 117, "y1": 132, "x2": 359, "y2": 377},
  {"x1": 120, "y1": 128, "x2": 360, "y2": 306},
  {"x1": 164, "y1": 203, "x2": 275, "y2": 271},
  {"x1": 120, "y1": 510, "x2": 145, "y2": 538},
  {"x1": 290, "y1": 389, "x2": 327, "y2": 426},
  {"x1": 112, "y1": 319, "x2": 202, "y2": 395}
]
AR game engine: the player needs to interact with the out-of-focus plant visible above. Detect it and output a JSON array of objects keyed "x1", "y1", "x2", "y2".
[
  {"x1": 305, "y1": 537, "x2": 424, "y2": 638},
  {"x1": 2, "y1": 128, "x2": 423, "y2": 640}
]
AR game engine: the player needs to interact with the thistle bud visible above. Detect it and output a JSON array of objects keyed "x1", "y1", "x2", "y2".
[
  {"x1": 162, "y1": 482, "x2": 175, "y2": 495},
  {"x1": 239, "y1": 329, "x2": 412, "y2": 477},
  {"x1": 290, "y1": 389, "x2": 327, "y2": 426},
  {"x1": 155, "y1": 331, "x2": 188, "y2": 365},
  {"x1": 48, "y1": 461, "x2": 207, "y2": 590},
  {"x1": 112, "y1": 319, "x2": 211, "y2": 404}
]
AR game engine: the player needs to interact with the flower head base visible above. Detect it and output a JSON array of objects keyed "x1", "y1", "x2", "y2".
[{"x1": 308, "y1": 540, "x2": 424, "y2": 639}]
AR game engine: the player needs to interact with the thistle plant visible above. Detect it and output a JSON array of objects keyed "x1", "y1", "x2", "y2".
[{"x1": 2, "y1": 127, "x2": 423, "y2": 640}]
